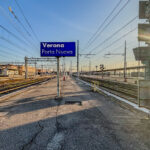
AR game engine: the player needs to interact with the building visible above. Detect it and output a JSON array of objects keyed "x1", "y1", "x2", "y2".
[
  {"x1": 0, "y1": 64, "x2": 36, "y2": 77},
  {"x1": 0, "y1": 64, "x2": 18, "y2": 77}
]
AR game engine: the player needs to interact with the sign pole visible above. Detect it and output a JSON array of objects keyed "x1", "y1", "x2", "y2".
[
  {"x1": 40, "y1": 42, "x2": 76, "y2": 98},
  {"x1": 57, "y1": 57, "x2": 60, "y2": 97},
  {"x1": 77, "y1": 40, "x2": 79, "y2": 78}
]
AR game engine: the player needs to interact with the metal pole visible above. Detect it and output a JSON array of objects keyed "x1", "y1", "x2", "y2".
[
  {"x1": 70, "y1": 61, "x2": 72, "y2": 76},
  {"x1": 77, "y1": 40, "x2": 79, "y2": 78},
  {"x1": 96, "y1": 66, "x2": 98, "y2": 72},
  {"x1": 96, "y1": 66, "x2": 98, "y2": 79},
  {"x1": 57, "y1": 57, "x2": 60, "y2": 97},
  {"x1": 138, "y1": 80, "x2": 140, "y2": 107},
  {"x1": 25, "y1": 56, "x2": 28, "y2": 79},
  {"x1": 124, "y1": 40, "x2": 127, "y2": 82},
  {"x1": 138, "y1": 41, "x2": 141, "y2": 80},
  {"x1": 41, "y1": 65, "x2": 43, "y2": 76},
  {"x1": 89, "y1": 59, "x2": 92, "y2": 76},
  {"x1": 63, "y1": 57, "x2": 65, "y2": 76},
  {"x1": 35, "y1": 62, "x2": 37, "y2": 78}
]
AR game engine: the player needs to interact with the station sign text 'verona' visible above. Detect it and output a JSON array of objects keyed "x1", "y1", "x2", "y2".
[{"x1": 40, "y1": 42, "x2": 76, "y2": 57}]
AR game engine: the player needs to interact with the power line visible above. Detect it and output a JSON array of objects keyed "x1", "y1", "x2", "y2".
[
  {"x1": 0, "y1": 36, "x2": 33, "y2": 55},
  {"x1": 0, "y1": 6, "x2": 26, "y2": 38},
  {"x1": 88, "y1": 15, "x2": 137, "y2": 54},
  {"x1": 92, "y1": 39, "x2": 138, "y2": 67},
  {"x1": 80, "y1": 16, "x2": 137, "y2": 65},
  {"x1": 0, "y1": 24, "x2": 28, "y2": 45},
  {"x1": 0, "y1": 44, "x2": 24, "y2": 58},
  {"x1": 86, "y1": 0, "x2": 131, "y2": 49},
  {"x1": 0, "y1": 24, "x2": 39, "y2": 53},
  {"x1": 14, "y1": 0, "x2": 39, "y2": 41},
  {"x1": 84, "y1": 0, "x2": 123, "y2": 49},
  {"x1": 109, "y1": 40, "x2": 137, "y2": 53},
  {"x1": 96, "y1": 27, "x2": 137, "y2": 54},
  {"x1": 0, "y1": 48, "x2": 22, "y2": 59},
  {"x1": 8, "y1": 7, "x2": 39, "y2": 49},
  {"x1": 106, "y1": 44, "x2": 124, "y2": 53},
  {"x1": 93, "y1": 27, "x2": 137, "y2": 63},
  {"x1": 81, "y1": 27, "x2": 137, "y2": 65},
  {"x1": 0, "y1": 51, "x2": 10, "y2": 58},
  {"x1": 0, "y1": 50, "x2": 19, "y2": 60},
  {"x1": 8, "y1": 6, "x2": 31, "y2": 37},
  {"x1": 0, "y1": 6, "x2": 38, "y2": 53}
]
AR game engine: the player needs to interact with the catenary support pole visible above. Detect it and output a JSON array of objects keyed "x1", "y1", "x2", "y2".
[
  {"x1": 41, "y1": 65, "x2": 43, "y2": 76},
  {"x1": 35, "y1": 62, "x2": 37, "y2": 78},
  {"x1": 25, "y1": 56, "x2": 28, "y2": 79}
]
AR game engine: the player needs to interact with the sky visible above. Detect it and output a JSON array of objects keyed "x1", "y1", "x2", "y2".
[{"x1": 0, "y1": 0, "x2": 141, "y2": 71}]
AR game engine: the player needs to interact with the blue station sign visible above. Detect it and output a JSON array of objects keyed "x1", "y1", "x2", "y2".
[{"x1": 40, "y1": 42, "x2": 76, "y2": 57}]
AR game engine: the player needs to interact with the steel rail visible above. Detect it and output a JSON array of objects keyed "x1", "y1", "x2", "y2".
[{"x1": 0, "y1": 76, "x2": 56, "y2": 96}]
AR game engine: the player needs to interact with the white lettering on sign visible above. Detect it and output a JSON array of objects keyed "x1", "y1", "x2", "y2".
[
  {"x1": 42, "y1": 43, "x2": 64, "y2": 48},
  {"x1": 42, "y1": 49, "x2": 55, "y2": 54},
  {"x1": 42, "y1": 49, "x2": 73, "y2": 55},
  {"x1": 56, "y1": 49, "x2": 73, "y2": 54}
]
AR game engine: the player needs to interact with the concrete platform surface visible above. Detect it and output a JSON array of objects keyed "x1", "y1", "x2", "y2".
[{"x1": 0, "y1": 77, "x2": 150, "y2": 150}]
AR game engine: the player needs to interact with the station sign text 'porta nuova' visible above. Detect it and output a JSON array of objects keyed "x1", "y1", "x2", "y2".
[{"x1": 40, "y1": 42, "x2": 76, "y2": 57}]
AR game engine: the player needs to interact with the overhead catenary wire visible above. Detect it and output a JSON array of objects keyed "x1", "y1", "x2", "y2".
[
  {"x1": 106, "y1": 40, "x2": 137, "y2": 54},
  {"x1": 92, "y1": 27, "x2": 137, "y2": 63},
  {"x1": 96, "y1": 27, "x2": 137, "y2": 55},
  {"x1": 8, "y1": 7, "x2": 39, "y2": 49},
  {"x1": 101, "y1": 41, "x2": 137, "y2": 61},
  {"x1": 0, "y1": 24, "x2": 39, "y2": 53},
  {"x1": 0, "y1": 51, "x2": 10, "y2": 58},
  {"x1": 80, "y1": 16, "x2": 137, "y2": 64},
  {"x1": 88, "y1": 16, "x2": 138, "y2": 54},
  {"x1": 81, "y1": 27, "x2": 137, "y2": 66},
  {"x1": 0, "y1": 24, "x2": 28, "y2": 46},
  {"x1": 105, "y1": 44, "x2": 124, "y2": 54},
  {"x1": 92, "y1": 38, "x2": 139, "y2": 69},
  {"x1": 0, "y1": 36, "x2": 34, "y2": 56},
  {"x1": 84, "y1": 0, "x2": 123, "y2": 49},
  {"x1": 8, "y1": 6, "x2": 31, "y2": 37},
  {"x1": 0, "y1": 48, "x2": 23, "y2": 59},
  {"x1": 0, "y1": 6, "x2": 39, "y2": 53},
  {"x1": 14, "y1": 0, "x2": 39, "y2": 42},
  {"x1": 0, "y1": 50, "x2": 19, "y2": 60},
  {"x1": 0, "y1": 6, "x2": 28, "y2": 40},
  {"x1": 0, "y1": 44, "x2": 24, "y2": 58},
  {"x1": 85, "y1": 0, "x2": 131, "y2": 50}
]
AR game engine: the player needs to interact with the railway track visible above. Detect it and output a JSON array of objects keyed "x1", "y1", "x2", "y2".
[
  {"x1": 0, "y1": 76, "x2": 56, "y2": 96},
  {"x1": 79, "y1": 76, "x2": 138, "y2": 98}
]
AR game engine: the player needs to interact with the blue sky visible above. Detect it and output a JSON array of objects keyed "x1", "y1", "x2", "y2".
[{"x1": 0, "y1": 0, "x2": 140, "y2": 70}]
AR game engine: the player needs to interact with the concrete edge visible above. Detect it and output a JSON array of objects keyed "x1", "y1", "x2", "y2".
[
  {"x1": 77, "y1": 78, "x2": 150, "y2": 115},
  {"x1": 0, "y1": 78, "x2": 52, "y2": 102}
]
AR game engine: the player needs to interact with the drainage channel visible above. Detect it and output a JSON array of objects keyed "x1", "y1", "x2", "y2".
[{"x1": 65, "y1": 100, "x2": 82, "y2": 106}]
